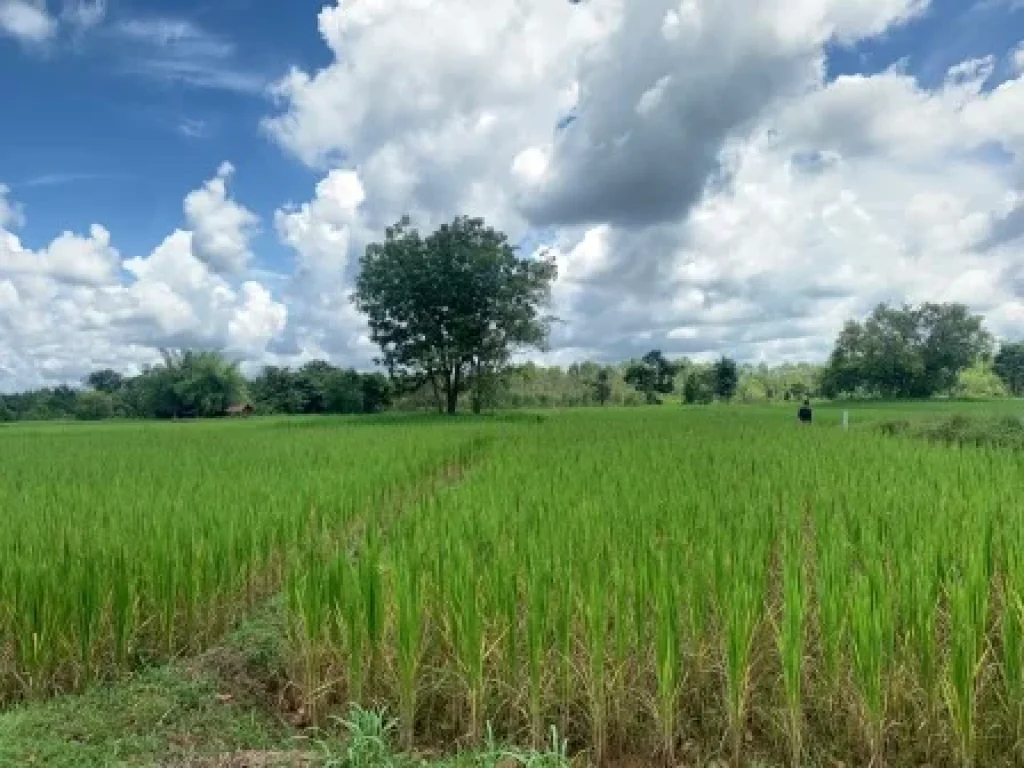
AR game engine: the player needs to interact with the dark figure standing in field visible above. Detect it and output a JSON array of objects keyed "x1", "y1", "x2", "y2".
[{"x1": 798, "y1": 399, "x2": 812, "y2": 424}]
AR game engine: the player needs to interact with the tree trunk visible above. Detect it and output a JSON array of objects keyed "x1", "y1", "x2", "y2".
[
  {"x1": 429, "y1": 374, "x2": 443, "y2": 413},
  {"x1": 445, "y1": 365, "x2": 461, "y2": 415},
  {"x1": 471, "y1": 362, "x2": 483, "y2": 414}
]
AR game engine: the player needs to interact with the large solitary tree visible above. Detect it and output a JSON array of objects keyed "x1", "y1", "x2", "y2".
[{"x1": 353, "y1": 215, "x2": 558, "y2": 414}]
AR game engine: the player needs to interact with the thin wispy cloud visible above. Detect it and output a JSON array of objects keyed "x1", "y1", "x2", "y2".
[
  {"x1": 110, "y1": 16, "x2": 268, "y2": 95},
  {"x1": 973, "y1": 0, "x2": 1024, "y2": 12},
  {"x1": 61, "y1": 0, "x2": 106, "y2": 36},
  {"x1": 178, "y1": 117, "x2": 210, "y2": 139},
  {"x1": 134, "y1": 58, "x2": 267, "y2": 93},
  {"x1": 113, "y1": 18, "x2": 231, "y2": 55},
  {"x1": 20, "y1": 171, "x2": 128, "y2": 188}
]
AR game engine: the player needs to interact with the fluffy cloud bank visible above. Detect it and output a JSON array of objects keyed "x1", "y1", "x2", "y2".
[
  {"x1": 3, "y1": 0, "x2": 1024, "y2": 388},
  {"x1": 262, "y1": 0, "x2": 1024, "y2": 365},
  {"x1": 0, "y1": 169, "x2": 286, "y2": 390}
]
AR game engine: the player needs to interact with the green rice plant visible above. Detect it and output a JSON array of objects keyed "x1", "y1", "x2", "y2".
[
  {"x1": 848, "y1": 559, "x2": 893, "y2": 766},
  {"x1": 110, "y1": 548, "x2": 135, "y2": 667},
  {"x1": 394, "y1": 548, "x2": 424, "y2": 750},
  {"x1": 340, "y1": 558, "x2": 368, "y2": 708},
  {"x1": 1001, "y1": 523, "x2": 1024, "y2": 752},
  {"x1": 525, "y1": 555, "x2": 549, "y2": 749},
  {"x1": 502, "y1": 564, "x2": 521, "y2": 692},
  {"x1": 813, "y1": 507, "x2": 848, "y2": 707},
  {"x1": 448, "y1": 549, "x2": 487, "y2": 744},
  {"x1": 553, "y1": 564, "x2": 574, "y2": 737},
  {"x1": 722, "y1": 530, "x2": 768, "y2": 768},
  {"x1": 581, "y1": 563, "x2": 608, "y2": 766},
  {"x1": 911, "y1": 550, "x2": 942, "y2": 711},
  {"x1": 653, "y1": 553, "x2": 681, "y2": 765},
  {"x1": 12, "y1": 568, "x2": 56, "y2": 698},
  {"x1": 776, "y1": 518, "x2": 807, "y2": 767},
  {"x1": 945, "y1": 559, "x2": 991, "y2": 768},
  {"x1": 288, "y1": 551, "x2": 328, "y2": 722},
  {"x1": 608, "y1": 561, "x2": 632, "y2": 738},
  {"x1": 73, "y1": 559, "x2": 102, "y2": 687},
  {"x1": 1000, "y1": 583, "x2": 1024, "y2": 747},
  {"x1": 360, "y1": 530, "x2": 386, "y2": 697}
]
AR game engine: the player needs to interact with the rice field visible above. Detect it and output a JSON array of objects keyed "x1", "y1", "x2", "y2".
[
  {"x1": 0, "y1": 417, "x2": 494, "y2": 702},
  {"x1": 3, "y1": 406, "x2": 1024, "y2": 766}
]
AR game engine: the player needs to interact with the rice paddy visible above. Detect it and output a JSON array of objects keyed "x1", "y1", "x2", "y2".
[
  {"x1": 0, "y1": 418, "x2": 493, "y2": 702},
  {"x1": 3, "y1": 405, "x2": 1024, "y2": 766}
]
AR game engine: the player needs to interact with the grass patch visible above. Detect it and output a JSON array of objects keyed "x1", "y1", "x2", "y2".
[
  {"x1": 0, "y1": 656, "x2": 298, "y2": 767},
  {"x1": 0, "y1": 595, "x2": 570, "y2": 768},
  {"x1": 0, "y1": 603, "x2": 305, "y2": 767},
  {"x1": 877, "y1": 412, "x2": 1024, "y2": 449}
]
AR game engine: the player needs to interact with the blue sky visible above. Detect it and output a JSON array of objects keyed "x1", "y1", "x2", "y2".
[
  {"x1": 827, "y1": 0, "x2": 1024, "y2": 85},
  {"x1": 1, "y1": 0, "x2": 1023, "y2": 388},
  {"x1": 2, "y1": 0, "x2": 332, "y2": 269}
]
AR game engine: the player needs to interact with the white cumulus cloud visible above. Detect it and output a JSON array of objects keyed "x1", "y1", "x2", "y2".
[
  {"x1": 184, "y1": 162, "x2": 260, "y2": 275},
  {"x1": 0, "y1": 172, "x2": 286, "y2": 391},
  {"x1": 0, "y1": 0, "x2": 55, "y2": 43}
]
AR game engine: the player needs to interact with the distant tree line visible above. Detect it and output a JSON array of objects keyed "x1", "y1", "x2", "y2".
[
  {"x1": 0, "y1": 351, "x2": 390, "y2": 423},
  {"x1": 392, "y1": 354, "x2": 804, "y2": 410},
  {"x1": 1, "y1": 332, "x2": 1020, "y2": 423},
  {"x1": 611, "y1": 304, "x2": 1020, "y2": 406}
]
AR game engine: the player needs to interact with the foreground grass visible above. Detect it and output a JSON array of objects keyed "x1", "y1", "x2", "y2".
[
  {"x1": 0, "y1": 606, "x2": 304, "y2": 767},
  {"x1": 0, "y1": 603, "x2": 570, "y2": 767}
]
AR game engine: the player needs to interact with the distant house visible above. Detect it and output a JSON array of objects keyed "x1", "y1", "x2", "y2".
[{"x1": 225, "y1": 403, "x2": 254, "y2": 418}]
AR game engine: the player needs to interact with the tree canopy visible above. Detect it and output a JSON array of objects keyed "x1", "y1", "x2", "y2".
[
  {"x1": 249, "y1": 361, "x2": 391, "y2": 415},
  {"x1": 710, "y1": 356, "x2": 739, "y2": 401},
  {"x1": 822, "y1": 302, "x2": 992, "y2": 398},
  {"x1": 134, "y1": 349, "x2": 248, "y2": 419},
  {"x1": 591, "y1": 367, "x2": 613, "y2": 406},
  {"x1": 682, "y1": 368, "x2": 715, "y2": 404},
  {"x1": 353, "y1": 215, "x2": 557, "y2": 414},
  {"x1": 84, "y1": 369, "x2": 125, "y2": 394},
  {"x1": 624, "y1": 350, "x2": 679, "y2": 404}
]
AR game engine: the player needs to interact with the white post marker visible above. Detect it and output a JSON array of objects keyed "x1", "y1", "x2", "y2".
[{"x1": 842, "y1": 410, "x2": 849, "y2": 431}]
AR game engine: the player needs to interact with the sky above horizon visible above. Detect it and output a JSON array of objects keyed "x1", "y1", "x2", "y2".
[{"x1": 1, "y1": 0, "x2": 1024, "y2": 391}]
